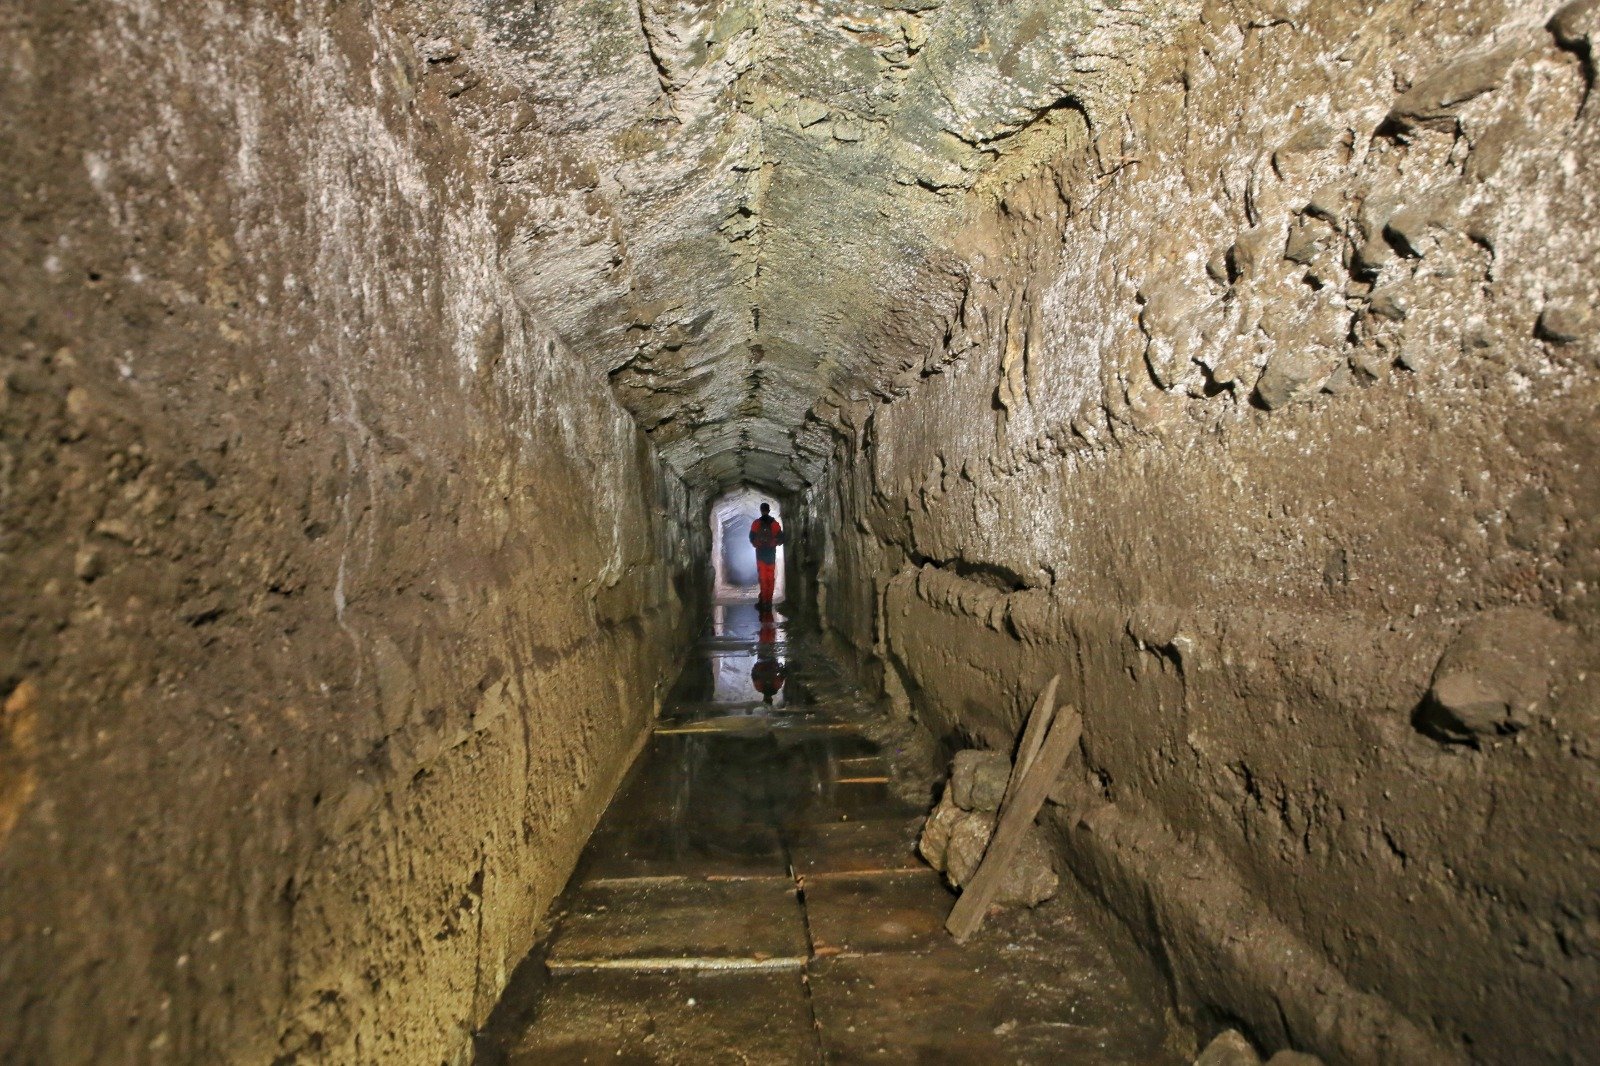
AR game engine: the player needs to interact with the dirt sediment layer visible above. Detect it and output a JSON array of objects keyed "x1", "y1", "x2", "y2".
[{"x1": 818, "y1": 2, "x2": 1600, "y2": 1062}]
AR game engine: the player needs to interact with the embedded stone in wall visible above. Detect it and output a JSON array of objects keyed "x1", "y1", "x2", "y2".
[{"x1": 1416, "y1": 607, "x2": 1578, "y2": 745}]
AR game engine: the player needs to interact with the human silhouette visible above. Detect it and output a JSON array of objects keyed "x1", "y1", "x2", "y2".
[
  {"x1": 751, "y1": 606, "x2": 786, "y2": 704},
  {"x1": 748, "y1": 503, "x2": 785, "y2": 607}
]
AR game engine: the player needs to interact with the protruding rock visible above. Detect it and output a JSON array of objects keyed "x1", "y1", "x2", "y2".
[
  {"x1": 1417, "y1": 607, "x2": 1577, "y2": 744},
  {"x1": 1429, "y1": 673, "x2": 1512, "y2": 736},
  {"x1": 1369, "y1": 291, "x2": 1410, "y2": 322},
  {"x1": 1271, "y1": 122, "x2": 1342, "y2": 183},
  {"x1": 917, "y1": 786, "x2": 964, "y2": 871},
  {"x1": 1228, "y1": 226, "x2": 1280, "y2": 281},
  {"x1": 1207, "y1": 249, "x2": 1231, "y2": 283},
  {"x1": 1255, "y1": 349, "x2": 1339, "y2": 409},
  {"x1": 1352, "y1": 235, "x2": 1395, "y2": 276},
  {"x1": 73, "y1": 544, "x2": 104, "y2": 582},
  {"x1": 942, "y1": 812, "x2": 1058, "y2": 907},
  {"x1": 1550, "y1": 0, "x2": 1600, "y2": 51},
  {"x1": 1126, "y1": 378, "x2": 1187, "y2": 431},
  {"x1": 1140, "y1": 273, "x2": 1213, "y2": 388},
  {"x1": 1384, "y1": 207, "x2": 1435, "y2": 258},
  {"x1": 950, "y1": 748, "x2": 1010, "y2": 812},
  {"x1": 1536, "y1": 301, "x2": 1591, "y2": 344},
  {"x1": 1385, "y1": 50, "x2": 1515, "y2": 132},
  {"x1": 1284, "y1": 220, "x2": 1322, "y2": 265},
  {"x1": 943, "y1": 807, "x2": 996, "y2": 884},
  {"x1": 920, "y1": 766, "x2": 1058, "y2": 907},
  {"x1": 1302, "y1": 185, "x2": 1344, "y2": 222},
  {"x1": 794, "y1": 99, "x2": 829, "y2": 128},
  {"x1": 1196, "y1": 1029, "x2": 1262, "y2": 1066},
  {"x1": 1129, "y1": 604, "x2": 1181, "y2": 649},
  {"x1": 419, "y1": 37, "x2": 459, "y2": 64},
  {"x1": 832, "y1": 122, "x2": 865, "y2": 143}
]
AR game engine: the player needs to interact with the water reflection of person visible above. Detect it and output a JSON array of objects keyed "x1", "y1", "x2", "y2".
[{"x1": 751, "y1": 606, "x2": 786, "y2": 704}]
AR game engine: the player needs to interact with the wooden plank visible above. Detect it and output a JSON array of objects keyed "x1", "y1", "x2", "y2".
[
  {"x1": 945, "y1": 703, "x2": 1083, "y2": 942},
  {"x1": 1004, "y1": 674, "x2": 1059, "y2": 810},
  {"x1": 965, "y1": 673, "x2": 1057, "y2": 921}
]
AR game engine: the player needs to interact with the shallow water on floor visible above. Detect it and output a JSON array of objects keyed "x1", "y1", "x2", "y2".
[{"x1": 476, "y1": 605, "x2": 1183, "y2": 1065}]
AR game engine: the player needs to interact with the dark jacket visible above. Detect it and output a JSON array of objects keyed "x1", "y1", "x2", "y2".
[{"x1": 749, "y1": 516, "x2": 785, "y2": 563}]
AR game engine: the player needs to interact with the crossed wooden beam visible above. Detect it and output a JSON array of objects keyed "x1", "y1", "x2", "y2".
[{"x1": 945, "y1": 674, "x2": 1082, "y2": 942}]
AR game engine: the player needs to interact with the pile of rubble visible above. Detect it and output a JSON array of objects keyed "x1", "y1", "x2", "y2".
[{"x1": 917, "y1": 748, "x2": 1059, "y2": 908}]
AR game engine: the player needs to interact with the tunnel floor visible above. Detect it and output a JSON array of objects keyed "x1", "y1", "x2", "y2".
[{"x1": 476, "y1": 604, "x2": 1183, "y2": 1064}]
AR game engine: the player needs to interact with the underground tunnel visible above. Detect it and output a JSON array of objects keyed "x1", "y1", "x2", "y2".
[{"x1": 2, "y1": 0, "x2": 1598, "y2": 1063}]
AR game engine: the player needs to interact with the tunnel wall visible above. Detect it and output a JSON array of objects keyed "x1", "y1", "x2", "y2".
[
  {"x1": 0, "y1": 3, "x2": 695, "y2": 1063},
  {"x1": 817, "y1": 3, "x2": 1599, "y2": 1063}
]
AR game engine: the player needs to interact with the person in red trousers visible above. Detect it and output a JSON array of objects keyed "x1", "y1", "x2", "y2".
[
  {"x1": 748, "y1": 503, "x2": 785, "y2": 606},
  {"x1": 751, "y1": 606, "x2": 786, "y2": 704}
]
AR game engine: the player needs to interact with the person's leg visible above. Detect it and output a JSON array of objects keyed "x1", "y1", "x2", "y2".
[{"x1": 757, "y1": 560, "x2": 775, "y2": 603}]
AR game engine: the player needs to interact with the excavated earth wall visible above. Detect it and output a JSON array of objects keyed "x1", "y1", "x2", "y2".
[
  {"x1": 818, "y1": 2, "x2": 1600, "y2": 1062},
  {"x1": 1, "y1": 2, "x2": 696, "y2": 1062}
]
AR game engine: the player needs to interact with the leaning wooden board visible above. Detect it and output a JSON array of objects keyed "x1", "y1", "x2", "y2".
[
  {"x1": 1006, "y1": 674, "x2": 1059, "y2": 804},
  {"x1": 945, "y1": 700, "x2": 1083, "y2": 942}
]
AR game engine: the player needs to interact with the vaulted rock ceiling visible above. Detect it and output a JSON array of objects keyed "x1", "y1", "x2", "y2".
[{"x1": 474, "y1": 0, "x2": 1187, "y2": 492}]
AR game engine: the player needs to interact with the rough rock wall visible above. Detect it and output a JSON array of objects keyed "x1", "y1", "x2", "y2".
[
  {"x1": 818, "y1": 2, "x2": 1600, "y2": 1062},
  {"x1": 0, "y1": 2, "x2": 695, "y2": 1062},
  {"x1": 450, "y1": 0, "x2": 1199, "y2": 494}
]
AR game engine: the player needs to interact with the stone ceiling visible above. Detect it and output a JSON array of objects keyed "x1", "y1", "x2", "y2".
[{"x1": 474, "y1": 0, "x2": 1188, "y2": 493}]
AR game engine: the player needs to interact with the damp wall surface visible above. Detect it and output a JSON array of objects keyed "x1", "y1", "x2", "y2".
[
  {"x1": 817, "y1": 2, "x2": 1600, "y2": 1063},
  {"x1": 0, "y1": 2, "x2": 693, "y2": 1062}
]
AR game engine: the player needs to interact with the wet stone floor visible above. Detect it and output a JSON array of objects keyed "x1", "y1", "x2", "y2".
[{"x1": 477, "y1": 604, "x2": 1182, "y2": 1065}]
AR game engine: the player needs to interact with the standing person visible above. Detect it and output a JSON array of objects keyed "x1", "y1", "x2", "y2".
[{"x1": 748, "y1": 503, "x2": 785, "y2": 607}]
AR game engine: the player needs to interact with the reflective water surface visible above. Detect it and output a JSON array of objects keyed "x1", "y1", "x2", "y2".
[{"x1": 476, "y1": 605, "x2": 1184, "y2": 1065}]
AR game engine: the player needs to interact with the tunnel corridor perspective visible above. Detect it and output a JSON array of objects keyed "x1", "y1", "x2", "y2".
[{"x1": 2, "y1": 1, "x2": 1598, "y2": 1064}]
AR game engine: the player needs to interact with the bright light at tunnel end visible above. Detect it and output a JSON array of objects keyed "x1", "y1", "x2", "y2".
[{"x1": 709, "y1": 486, "x2": 786, "y2": 603}]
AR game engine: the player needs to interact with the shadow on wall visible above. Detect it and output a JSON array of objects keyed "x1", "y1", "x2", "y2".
[{"x1": 710, "y1": 487, "x2": 784, "y2": 603}]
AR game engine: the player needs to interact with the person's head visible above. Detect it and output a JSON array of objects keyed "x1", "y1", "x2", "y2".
[{"x1": 759, "y1": 503, "x2": 770, "y2": 516}]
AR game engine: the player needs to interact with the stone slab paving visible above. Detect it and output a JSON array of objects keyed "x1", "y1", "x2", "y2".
[
  {"x1": 478, "y1": 604, "x2": 1184, "y2": 1064},
  {"x1": 786, "y1": 818, "x2": 925, "y2": 877},
  {"x1": 505, "y1": 970, "x2": 817, "y2": 1065},
  {"x1": 547, "y1": 878, "x2": 811, "y2": 974},
  {"x1": 573, "y1": 821, "x2": 790, "y2": 883},
  {"x1": 803, "y1": 871, "x2": 954, "y2": 956}
]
